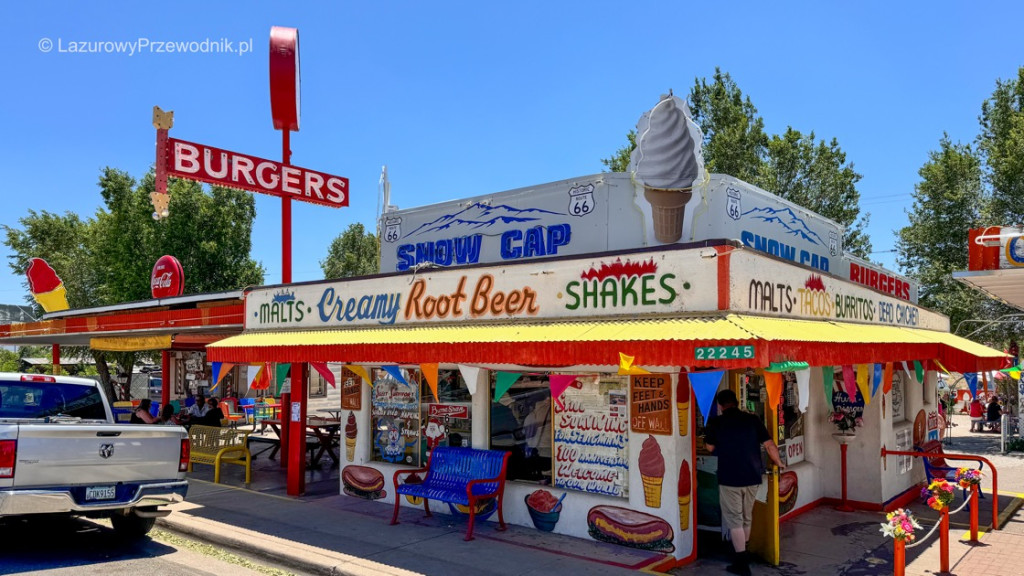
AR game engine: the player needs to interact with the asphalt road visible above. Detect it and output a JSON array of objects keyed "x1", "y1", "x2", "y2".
[{"x1": 0, "y1": 514, "x2": 285, "y2": 576}]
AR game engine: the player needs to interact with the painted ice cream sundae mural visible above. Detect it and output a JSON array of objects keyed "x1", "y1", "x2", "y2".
[{"x1": 631, "y1": 93, "x2": 705, "y2": 243}]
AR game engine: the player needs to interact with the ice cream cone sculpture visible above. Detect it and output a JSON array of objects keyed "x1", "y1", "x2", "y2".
[
  {"x1": 639, "y1": 435, "x2": 665, "y2": 508},
  {"x1": 677, "y1": 375, "x2": 691, "y2": 437},
  {"x1": 345, "y1": 412, "x2": 358, "y2": 462},
  {"x1": 678, "y1": 460, "x2": 691, "y2": 530},
  {"x1": 633, "y1": 94, "x2": 704, "y2": 244},
  {"x1": 26, "y1": 258, "x2": 69, "y2": 312}
]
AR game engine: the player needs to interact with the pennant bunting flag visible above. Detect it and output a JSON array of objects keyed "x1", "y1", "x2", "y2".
[
  {"x1": 549, "y1": 374, "x2": 581, "y2": 411},
  {"x1": 275, "y1": 363, "x2": 291, "y2": 395},
  {"x1": 311, "y1": 362, "x2": 336, "y2": 388},
  {"x1": 208, "y1": 362, "x2": 234, "y2": 394},
  {"x1": 419, "y1": 363, "x2": 439, "y2": 400},
  {"x1": 964, "y1": 372, "x2": 978, "y2": 399},
  {"x1": 494, "y1": 372, "x2": 522, "y2": 403},
  {"x1": 871, "y1": 363, "x2": 883, "y2": 398},
  {"x1": 901, "y1": 361, "x2": 914, "y2": 384},
  {"x1": 856, "y1": 364, "x2": 871, "y2": 404},
  {"x1": 457, "y1": 365, "x2": 482, "y2": 396},
  {"x1": 764, "y1": 371, "x2": 783, "y2": 412},
  {"x1": 842, "y1": 365, "x2": 857, "y2": 399},
  {"x1": 382, "y1": 365, "x2": 408, "y2": 385},
  {"x1": 244, "y1": 364, "x2": 259, "y2": 393},
  {"x1": 688, "y1": 370, "x2": 725, "y2": 426},
  {"x1": 822, "y1": 366, "x2": 835, "y2": 411},
  {"x1": 765, "y1": 361, "x2": 809, "y2": 372},
  {"x1": 933, "y1": 358, "x2": 950, "y2": 375},
  {"x1": 250, "y1": 363, "x2": 270, "y2": 391},
  {"x1": 345, "y1": 365, "x2": 372, "y2": 385},
  {"x1": 883, "y1": 363, "x2": 894, "y2": 395},
  {"x1": 914, "y1": 361, "x2": 924, "y2": 384},
  {"x1": 795, "y1": 369, "x2": 810, "y2": 413},
  {"x1": 618, "y1": 352, "x2": 651, "y2": 375}
]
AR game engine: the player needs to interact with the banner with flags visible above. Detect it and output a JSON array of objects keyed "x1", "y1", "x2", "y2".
[{"x1": 688, "y1": 370, "x2": 725, "y2": 426}]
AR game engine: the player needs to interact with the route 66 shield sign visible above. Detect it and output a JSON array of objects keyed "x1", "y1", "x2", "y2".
[
  {"x1": 568, "y1": 183, "x2": 595, "y2": 217},
  {"x1": 383, "y1": 217, "x2": 402, "y2": 243},
  {"x1": 726, "y1": 187, "x2": 741, "y2": 220},
  {"x1": 829, "y1": 231, "x2": 839, "y2": 256}
]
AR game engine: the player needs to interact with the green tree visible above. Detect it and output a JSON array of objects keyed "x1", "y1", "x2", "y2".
[
  {"x1": 321, "y1": 223, "x2": 379, "y2": 278},
  {"x1": 0, "y1": 349, "x2": 19, "y2": 372},
  {"x1": 979, "y1": 67, "x2": 1024, "y2": 225},
  {"x1": 689, "y1": 68, "x2": 767, "y2": 182},
  {"x1": 896, "y1": 136, "x2": 1001, "y2": 334},
  {"x1": 600, "y1": 130, "x2": 636, "y2": 173},
  {"x1": 757, "y1": 128, "x2": 872, "y2": 258},
  {"x1": 4, "y1": 168, "x2": 265, "y2": 399}
]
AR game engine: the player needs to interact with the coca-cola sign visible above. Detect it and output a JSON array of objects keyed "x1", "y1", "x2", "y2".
[{"x1": 151, "y1": 255, "x2": 184, "y2": 299}]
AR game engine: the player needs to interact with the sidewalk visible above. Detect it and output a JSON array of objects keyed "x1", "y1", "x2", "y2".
[{"x1": 160, "y1": 421, "x2": 1024, "y2": 576}]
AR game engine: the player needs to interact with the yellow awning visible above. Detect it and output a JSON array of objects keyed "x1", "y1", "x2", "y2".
[
  {"x1": 206, "y1": 314, "x2": 1006, "y2": 372},
  {"x1": 90, "y1": 335, "x2": 172, "y2": 352}
]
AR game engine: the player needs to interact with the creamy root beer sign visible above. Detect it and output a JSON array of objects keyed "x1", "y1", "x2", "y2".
[{"x1": 246, "y1": 248, "x2": 716, "y2": 330}]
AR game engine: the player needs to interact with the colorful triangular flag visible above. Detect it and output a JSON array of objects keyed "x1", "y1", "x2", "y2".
[
  {"x1": 275, "y1": 363, "x2": 291, "y2": 395},
  {"x1": 382, "y1": 365, "x2": 408, "y2": 385},
  {"x1": 494, "y1": 372, "x2": 522, "y2": 403},
  {"x1": 856, "y1": 364, "x2": 871, "y2": 404},
  {"x1": 883, "y1": 363, "x2": 894, "y2": 395},
  {"x1": 764, "y1": 371, "x2": 783, "y2": 412},
  {"x1": 688, "y1": 370, "x2": 725, "y2": 425},
  {"x1": 345, "y1": 365, "x2": 371, "y2": 385},
  {"x1": 795, "y1": 369, "x2": 810, "y2": 413},
  {"x1": 822, "y1": 366, "x2": 835, "y2": 411},
  {"x1": 549, "y1": 374, "x2": 581, "y2": 411},
  {"x1": 420, "y1": 363, "x2": 439, "y2": 401},
  {"x1": 842, "y1": 365, "x2": 857, "y2": 399},
  {"x1": 250, "y1": 363, "x2": 270, "y2": 391},
  {"x1": 458, "y1": 365, "x2": 482, "y2": 396},
  {"x1": 871, "y1": 363, "x2": 883, "y2": 399},
  {"x1": 311, "y1": 362, "x2": 336, "y2": 388},
  {"x1": 618, "y1": 352, "x2": 651, "y2": 375},
  {"x1": 964, "y1": 372, "x2": 978, "y2": 398},
  {"x1": 914, "y1": 360, "x2": 924, "y2": 384}
]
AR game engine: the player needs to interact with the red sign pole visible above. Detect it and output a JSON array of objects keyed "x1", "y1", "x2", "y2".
[{"x1": 282, "y1": 129, "x2": 292, "y2": 283}]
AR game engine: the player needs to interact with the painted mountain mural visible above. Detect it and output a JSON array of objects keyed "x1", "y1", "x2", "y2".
[
  {"x1": 739, "y1": 206, "x2": 827, "y2": 246},
  {"x1": 403, "y1": 202, "x2": 566, "y2": 238}
]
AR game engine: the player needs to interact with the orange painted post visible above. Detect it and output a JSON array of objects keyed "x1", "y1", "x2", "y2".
[
  {"x1": 939, "y1": 506, "x2": 950, "y2": 573},
  {"x1": 970, "y1": 484, "x2": 980, "y2": 542},
  {"x1": 893, "y1": 538, "x2": 905, "y2": 576}
]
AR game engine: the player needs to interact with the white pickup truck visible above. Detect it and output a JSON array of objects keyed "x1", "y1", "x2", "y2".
[{"x1": 0, "y1": 373, "x2": 189, "y2": 536}]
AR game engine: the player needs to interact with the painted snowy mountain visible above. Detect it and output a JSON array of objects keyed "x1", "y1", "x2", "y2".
[
  {"x1": 739, "y1": 206, "x2": 827, "y2": 246},
  {"x1": 403, "y1": 202, "x2": 566, "y2": 238}
]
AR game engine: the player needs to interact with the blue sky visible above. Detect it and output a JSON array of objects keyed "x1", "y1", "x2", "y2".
[{"x1": 2, "y1": 2, "x2": 1020, "y2": 307}]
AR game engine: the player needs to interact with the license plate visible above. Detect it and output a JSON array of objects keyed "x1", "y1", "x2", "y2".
[{"x1": 85, "y1": 486, "x2": 116, "y2": 501}]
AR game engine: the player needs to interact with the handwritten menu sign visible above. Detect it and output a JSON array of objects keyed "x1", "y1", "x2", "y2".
[
  {"x1": 341, "y1": 368, "x2": 362, "y2": 410},
  {"x1": 371, "y1": 369, "x2": 421, "y2": 466},
  {"x1": 630, "y1": 374, "x2": 671, "y2": 434},
  {"x1": 554, "y1": 375, "x2": 629, "y2": 498}
]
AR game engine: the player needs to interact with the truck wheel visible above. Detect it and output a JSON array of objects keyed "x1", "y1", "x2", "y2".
[{"x1": 110, "y1": 511, "x2": 156, "y2": 538}]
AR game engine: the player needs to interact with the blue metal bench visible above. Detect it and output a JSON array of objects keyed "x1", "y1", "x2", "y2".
[
  {"x1": 391, "y1": 447, "x2": 511, "y2": 540},
  {"x1": 916, "y1": 440, "x2": 985, "y2": 500}
]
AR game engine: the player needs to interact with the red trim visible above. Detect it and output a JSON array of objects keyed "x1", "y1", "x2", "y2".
[
  {"x1": 883, "y1": 483, "x2": 926, "y2": 513},
  {"x1": 3, "y1": 304, "x2": 244, "y2": 339},
  {"x1": 716, "y1": 246, "x2": 731, "y2": 311}
]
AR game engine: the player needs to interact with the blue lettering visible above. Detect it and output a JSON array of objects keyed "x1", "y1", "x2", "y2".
[
  {"x1": 396, "y1": 245, "x2": 415, "y2": 272},
  {"x1": 523, "y1": 227, "x2": 545, "y2": 257},
  {"x1": 547, "y1": 224, "x2": 571, "y2": 253},
  {"x1": 454, "y1": 235, "x2": 482, "y2": 265},
  {"x1": 501, "y1": 230, "x2": 523, "y2": 259},
  {"x1": 743, "y1": 231, "x2": 830, "y2": 272},
  {"x1": 434, "y1": 239, "x2": 453, "y2": 266}
]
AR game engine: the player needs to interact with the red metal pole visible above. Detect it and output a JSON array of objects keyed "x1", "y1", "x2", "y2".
[
  {"x1": 893, "y1": 538, "x2": 905, "y2": 576},
  {"x1": 281, "y1": 129, "x2": 292, "y2": 284},
  {"x1": 970, "y1": 484, "x2": 980, "y2": 542},
  {"x1": 161, "y1": 350, "x2": 171, "y2": 408},
  {"x1": 51, "y1": 344, "x2": 60, "y2": 376},
  {"x1": 279, "y1": 390, "x2": 290, "y2": 468},
  {"x1": 286, "y1": 363, "x2": 307, "y2": 496},
  {"x1": 836, "y1": 442, "x2": 854, "y2": 511},
  {"x1": 939, "y1": 506, "x2": 950, "y2": 573}
]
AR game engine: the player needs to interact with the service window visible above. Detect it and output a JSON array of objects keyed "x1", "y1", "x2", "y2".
[
  {"x1": 421, "y1": 369, "x2": 473, "y2": 453},
  {"x1": 779, "y1": 372, "x2": 805, "y2": 466},
  {"x1": 308, "y1": 368, "x2": 327, "y2": 399}
]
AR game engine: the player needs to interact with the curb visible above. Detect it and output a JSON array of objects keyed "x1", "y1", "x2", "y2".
[{"x1": 157, "y1": 512, "x2": 422, "y2": 576}]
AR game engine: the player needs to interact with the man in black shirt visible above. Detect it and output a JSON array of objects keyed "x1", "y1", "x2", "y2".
[{"x1": 704, "y1": 389, "x2": 785, "y2": 576}]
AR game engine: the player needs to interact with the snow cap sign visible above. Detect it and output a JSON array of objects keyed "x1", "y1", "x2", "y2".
[
  {"x1": 151, "y1": 255, "x2": 184, "y2": 298},
  {"x1": 631, "y1": 93, "x2": 705, "y2": 243}
]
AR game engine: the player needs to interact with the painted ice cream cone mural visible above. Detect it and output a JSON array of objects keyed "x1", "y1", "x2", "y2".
[
  {"x1": 632, "y1": 93, "x2": 705, "y2": 243},
  {"x1": 677, "y1": 374, "x2": 691, "y2": 436},
  {"x1": 639, "y1": 435, "x2": 665, "y2": 508},
  {"x1": 678, "y1": 459, "x2": 691, "y2": 530},
  {"x1": 26, "y1": 258, "x2": 69, "y2": 313},
  {"x1": 345, "y1": 412, "x2": 358, "y2": 462}
]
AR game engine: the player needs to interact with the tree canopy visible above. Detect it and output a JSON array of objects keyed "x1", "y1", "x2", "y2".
[
  {"x1": 321, "y1": 223, "x2": 380, "y2": 279},
  {"x1": 602, "y1": 68, "x2": 872, "y2": 258}
]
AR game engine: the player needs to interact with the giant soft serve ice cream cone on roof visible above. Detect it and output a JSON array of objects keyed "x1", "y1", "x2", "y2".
[{"x1": 633, "y1": 93, "x2": 704, "y2": 243}]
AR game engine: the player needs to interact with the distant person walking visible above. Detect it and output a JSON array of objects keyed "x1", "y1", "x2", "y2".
[{"x1": 704, "y1": 389, "x2": 785, "y2": 576}]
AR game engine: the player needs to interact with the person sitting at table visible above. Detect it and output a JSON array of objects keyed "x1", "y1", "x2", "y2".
[
  {"x1": 187, "y1": 393, "x2": 210, "y2": 419},
  {"x1": 131, "y1": 399, "x2": 158, "y2": 424},
  {"x1": 193, "y1": 397, "x2": 225, "y2": 427},
  {"x1": 158, "y1": 403, "x2": 182, "y2": 425},
  {"x1": 986, "y1": 396, "x2": 1002, "y2": 431}
]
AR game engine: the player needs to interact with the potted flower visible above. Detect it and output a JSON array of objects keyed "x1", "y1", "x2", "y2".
[
  {"x1": 829, "y1": 406, "x2": 863, "y2": 436},
  {"x1": 926, "y1": 479, "x2": 956, "y2": 511},
  {"x1": 955, "y1": 467, "x2": 982, "y2": 489},
  {"x1": 879, "y1": 508, "x2": 921, "y2": 542}
]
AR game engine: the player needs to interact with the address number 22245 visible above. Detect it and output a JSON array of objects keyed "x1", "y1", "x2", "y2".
[{"x1": 694, "y1": 346, "x2": 755, "y2": 360}]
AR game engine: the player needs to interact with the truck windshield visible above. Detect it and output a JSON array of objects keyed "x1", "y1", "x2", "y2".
[{"x1": 0, "y1": 381, "x2": 107, "y2": 420}]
